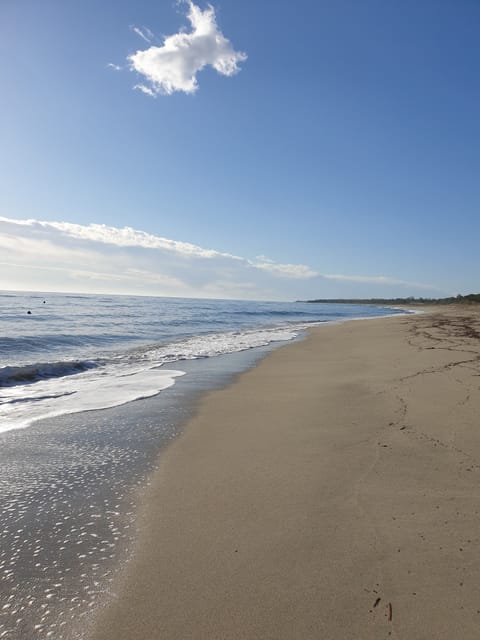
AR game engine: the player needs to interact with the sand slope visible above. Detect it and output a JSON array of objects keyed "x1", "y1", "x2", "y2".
[{"x1": 91, "y1": 308, "x2": 480, "y2": 639}]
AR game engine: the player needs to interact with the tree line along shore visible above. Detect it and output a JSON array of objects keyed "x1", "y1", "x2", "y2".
[{"x1": 301, "y1": 293, "x2": 480, "y2": 305}]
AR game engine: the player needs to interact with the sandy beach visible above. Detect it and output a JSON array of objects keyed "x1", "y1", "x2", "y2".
[{"x1": 91, "y1": 307, "x2": 480, "y2": 640}]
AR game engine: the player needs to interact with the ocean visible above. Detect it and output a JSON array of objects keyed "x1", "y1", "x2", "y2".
[
  {"x1": 0, "y1": 292, "x2": 403, "y2": 433},
  {"x1": 0, "y1": 292, "x2": 405, "y2": 639}
]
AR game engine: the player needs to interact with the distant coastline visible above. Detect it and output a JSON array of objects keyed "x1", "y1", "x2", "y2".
[{"x1": 300, "y1": 293, "x2": 480, "y2": 305}]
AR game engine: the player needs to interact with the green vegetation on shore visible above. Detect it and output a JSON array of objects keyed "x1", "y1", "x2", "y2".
[{"x1": 302, "y1": 294, "x2": 480, "y2": 305}]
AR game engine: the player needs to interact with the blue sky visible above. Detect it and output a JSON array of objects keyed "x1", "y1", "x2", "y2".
[{"x1": 0, "y1": 0, "x2": 479, "y2": 300}]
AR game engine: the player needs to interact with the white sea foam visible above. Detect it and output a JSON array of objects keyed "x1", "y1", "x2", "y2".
[
  {"x1": 0, "y1": 366, "x2": 185, "y2": 433},
  {"x1": 139, "y1": 325, "x2": 303, "y2": 364}
]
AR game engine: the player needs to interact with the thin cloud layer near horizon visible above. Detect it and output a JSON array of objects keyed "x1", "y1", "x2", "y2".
[
  {"x1": 0, "y1": 217, "x2": 438, "y2": 300},
  {"x1": 0, "y1": 0, "x2": 479, "y2": 300}
]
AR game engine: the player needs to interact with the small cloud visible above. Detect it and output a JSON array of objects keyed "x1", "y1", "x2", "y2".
[
  {"x1": 133, "y1": 83, "x2": 156, "y2": 97},
  {"x1": 107, "y1": 63, "x2": 122, "y2": 71},
  {"x1": 253, "y1": 258, "x2": 319, "y2": 280},
  {"x1": 131, "y1": 26, "x2": 153, "y2": 43},
  {"x1": 128, "y1": 1, "x2": 247, "y2": 96},
  {"x1": 324, "y1": 274, "x2": 403, "y2": 284},
  {"x1": 143, "y1": 26, "x2": 155, "y2": 40},
  {"x1": 323, "y1": 273, "x2": 438, "y2": 290}
]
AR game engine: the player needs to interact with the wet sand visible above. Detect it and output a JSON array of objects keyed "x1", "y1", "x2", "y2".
[
  {"x1": 91, "y1": 307, "x2": 480, "y2": 640},
  {"x1": 0, "y1": 345, "x2": 276, "y2": 640}
]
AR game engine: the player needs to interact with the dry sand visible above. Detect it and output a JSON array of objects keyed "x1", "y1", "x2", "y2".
[{"x1": 91, "y1": 307, "x2": 480, "y2": 640}]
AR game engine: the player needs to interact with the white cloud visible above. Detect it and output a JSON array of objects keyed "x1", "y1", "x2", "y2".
[
  {"x1": 323, "y1": 273, "x2": 437, "y2": 290},
  {"x1": 133, "y1": 83, "x2": 156, "y2": 97},
  {"x1": 69, "y1": 267, "x2": 183, "y2": 289},
  {"x1": 253, "y1": 257, "x2": 319, "y2": 279},
  {"x1": 128, "y1": 1, "x2": 247, "y2": 95},
  {"x1": 107, "y1": 63, "x2": 122, "y2": 71},
  {"x1": 132, "y1": 26, "x2": 153, "y2": 43},
  {"x1": 0, "y1": 217, "x2": 440, "y2": 300},
  {"x1": 0, "y1": 217, "x2": 313, "y2": 299},
  {"x1": 18, "y1": 218, "x2": 243, "y2": 260}
]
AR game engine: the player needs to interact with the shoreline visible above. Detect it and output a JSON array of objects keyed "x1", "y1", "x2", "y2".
[
  {"x1": 89, "y1": 306, "x2": 480, "y2": 639},
  {"x1": 0, "y1": 339, "x2": 287, "y2": 640}
]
